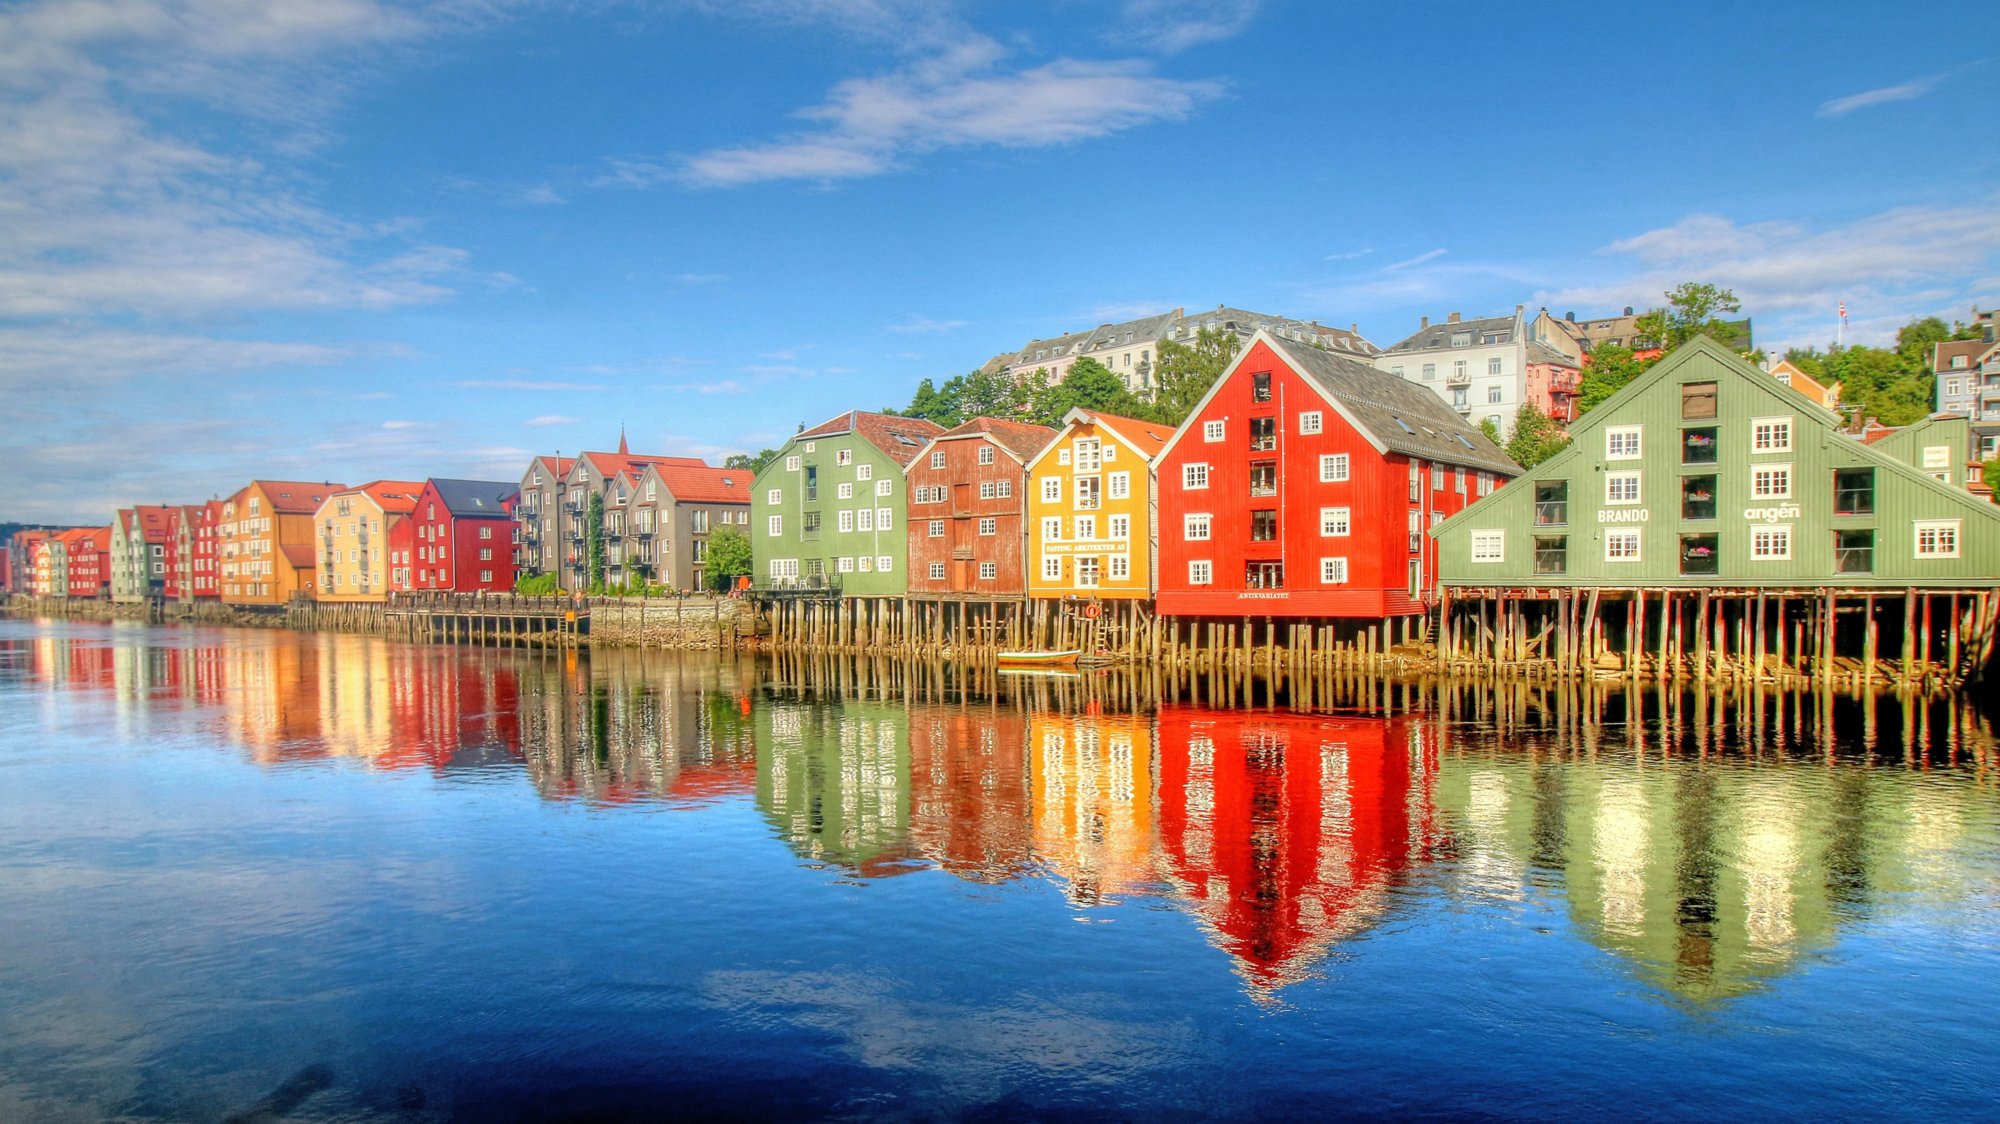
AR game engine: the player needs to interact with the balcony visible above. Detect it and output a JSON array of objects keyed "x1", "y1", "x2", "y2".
[{"x1": 1446, "y1": 370, "x2": 1472, "y2": 386}]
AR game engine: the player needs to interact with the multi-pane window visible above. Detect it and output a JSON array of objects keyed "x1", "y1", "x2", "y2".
[
  {"x1": 1489, "y1": 357, "x2": 1503, "y2": 375},
  {"x1": 1680, "y1": 533, "x2": 1719, "y2": 575},
  {"x1": 838, "y1": 482, "x2": 854, "y2": 499},
  {"x1": 1477, "y1": 471, "x2": 1494, "y2": 496},
  {"x1": 1252, "y1": 372, "x2": 1272, "y2": 402},
  {"x1": 767, "y1": 515, "x2": 782, "y2": 537},
  {"x1": 1250, "y1": 462, "x2": 1277, "y2": 497},
  {"x1": 1250, "y1": 417, "x2": 1277, "y2": 451},
  {"x1": 837, "y1": 510, "x2": 855, "y2": 533},
  {"x1": 1108, "y1": 472, "x2": 1130, "y2": 499},
  {"x1": 766, "y1": 488, "x2": 782, "y2": 505},
  {"x1": 1605, "y1": 472, "x2": 1641, "y2": 504},
  {"x1": 1320, "y1": 557, "x2": 1348, "y2": 584},
  {"x1": 1320, "y1": 507, "x2": 1351, "y2": 536},
  {"x1": 979, "y1": 482, "x2": 996, "y2": 500},
  {"x1": 1074, "y1": 516, "x2": 1096, "y2": 540},
  {"x1": 877, "y1": 480, "x2": 893, "y2": 497},
  {"x1": 1108, "y1": 514, "x2": 1129, "y2": 540},
  {"x1": 1455, "y1": 468, "x2": 1467, "y2": 494},
  {"x1": 876, "y1": 556, "x2": 892, "y2": 573},
  {"x1": 1605, "y1": 426, "x2": 1642, "y2": 459},
  {"x1": 1043, "y1": 517, "x2": 1061, "y2": 542},
  {"x1": 1185, "y1": 513, "x2": 1211, "y2": 540},
  {"x1": 929, "y1": 520, "x2": 945, "y2": 538},
  {"x1": 1470, "y1": 530, "x2": 1504, "y2": 562},
  {"x1": 1751, "y1": 417, "x2": 1792, "y2": 452},
  {"x1": 1487, "y1": 385, "x2": 1503, "y2": 404},
  {"x1": 1835, "y1": 529, "x2": 1874, "y2": 573},
  {"x1": 1042, "y1": 477, "x2": 1062, "y2": 502},
  {"x1": 1251, "y1": 511, "x2": 1277, "y2": 541},
  {"x1": 1108, "y1": 555, "x2": 1129, "y2": 581},
  {"x1": 1432, "y1": 464, "x2": 1445, "y2": 490},
  {"x1": 1751, "y1": 464, "x2": 1791, "y2": 498},
  {"x1": 1751, "y1": 526, "x2": 1792, "y2": 560},
  {"x1": 1320, "y1": 453, "x2": 1349, "y2": 482},
  {"x1": 1605, "y1": 530, "x2": 1641, "y2": 561},
  {"x1": 837, "y1": 449, "x2": 852, "y2": 466},
  {"x1": 996, "y1": 479, "x2": 1011, "y2": 498},
  {"x1": 1042, "y1": 556, "x2": 1062, "y2": 580},
  {"x1": 1914, "y1": 520, "x2": 1961, "y2": 557},
  {"x1": 979, "y1": 561, "x2": 996, "y2": 580},
  {"x1": 928, "y1": 562, "x2": 947, "y2": 580},
  {"x1": 1534, "y1": 481, "x2": 1567, "y2": 525},
  {"x1": 1682, "y1": 475, "x2": 1717, "y2": 520},
  {"x1": 1184, "y1": 463, "x2": 1209, "y2": 489},
  {"x1": 784, "y1": 455, "x2": 800, "y2": 472},
  {"x1": 1922, "y1": 445, "x2": 1950, "y2": 469},
  {"x1": 978, "y1": 446, "x2": 995, "y2": 465},
  {"x1": 1188, "y1": 560, "x2": 1212, "y2": 585},
  {"x1": 1204, "y1": 420, "x2": 1225, "y2": 442},
  {"x1": 1834, "y1": 469, "x2": 1874, "y2": 515},
  {"x1": 1534, "y1": 535, "x2": 1566, "y2": 574},
  {"x1": 930, "y1": 451, "x2": 946, "y2": 468},
  {"x1": 1246, "y1": 560, "x2": 1283, "y2": 589},
  {"x1": 1299, "y1": 411, "x2": 1322, "y2": 434},
  {"x1": 1422, "y1": 362, "x2": 1436, "y2": 380},
  {"x1": 856, "y1": 464, "x2": 872, "y2": 481},
  {"x1": 978, "y1": 517, "x2": 996, "y2": 536}
]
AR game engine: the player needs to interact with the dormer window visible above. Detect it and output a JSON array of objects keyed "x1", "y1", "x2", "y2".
[{"x1": 1450, "y1": 332, "x2": 1471, "y2": 347}]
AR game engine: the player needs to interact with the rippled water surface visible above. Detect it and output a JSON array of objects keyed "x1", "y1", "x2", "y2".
[{"x1": 2, "y1": 618, "x2": 1997, "y2": 1122}]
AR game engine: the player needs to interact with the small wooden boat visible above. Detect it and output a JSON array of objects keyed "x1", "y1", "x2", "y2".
[{"x1": 996, "y1": 649, "x2": 1081, "y2": 668}]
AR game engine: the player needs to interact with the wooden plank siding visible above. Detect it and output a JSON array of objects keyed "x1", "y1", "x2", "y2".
[
  {"x1": 1024, "y1": 410, "x2": 1171, "y2": 601},
  {"x1": 904, "y1": 419, "x2": 1053, "y2": 598},
  {"x1": 1434, "y1": 336, "x2": 2000, "y2": 589}
]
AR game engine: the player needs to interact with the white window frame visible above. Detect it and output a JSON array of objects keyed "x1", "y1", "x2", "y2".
[
  {"x1": 1184, "y1": 463, "x2": 1210, "y2": 490},
  {"x1": 928, "y1": 561, "x2": 946, "y2": 580},
  {"x1": 1320, "y1": 506, "x2": 1351, "y2": 537},
  {"x1": 1108, "y1": 471, "x2": 1130, "y2": 500},
  {"x1": 767, "y1": 515, "x2": 782, "y2": 537},
  {"x1": 1750, "y1": 464, "x2": 1792, "y2": 499},
  {"x1": 1605, "y1": 425, "x2": 1642, "y2": 460},
  {"x1": 1042, "y1": 556, "x2": 1062, "y2": 580},
  {"x1": 1320, "y1": 453, "x2": 1349, "y2": 482},
  {"x1": 784, "y1": 455, "x2": 800, "y2": 472},
  {"x1": 766, "y1": 488, "x2": 782, "y2": 505},
  {"x1": 1188, "y1": 560, "x2": 1212, "y2": 586},
  {"x1": 1074, "y1": 516, "x2": 1096, "y2": 541},
  {"x1": 1185, "y1": 513, "x2": 1211, "y2": 541},
  {"x1": 1470, "y1": 529, "x2": 1504, "y2": 563},
  {"x1": 1750, "y1": 525, "x2": 1792, "y2": 561},
  {"x1": 1605, "y1": 471, "x2": 1642, "y2": 505},
  {"x1": 1042, "y1": 476, "x2": 1062, "y2": 502},
  {"x1": 838, "y1": 482, "x2": 854, "y2": 499},
  {"x1": 1750, "y1": 416, "x2": 1793, "y2": 453},
  {"x1": 1320, "y1": 556, "x2": 1348, "y2": 584},
  {"x1": 979, "y1": 517, "x2": 996, "y2": 536},
  {"x1": 1108, "y1": 554, "x2": 1129, "y2": 581},
  {"x1": 1042, "y1": 516, "x2": 1062, "y2": 542},
  {"x1": 876, "y1": 508, "x2": 892, "y2": 531},
  {"x1": 1922, "y1": 445, "x2": 1950, "y2": 469},
  {"x1": 856, "y1": 464, "x2": 872, "y2": 481},
  {"x1": 1914, "y1": 520, "x2": 1961, "y2": 558},
  {"x1": 1605, "y1": 530, "x2": 1642, "y2": 562},
  {"x1": 928, "y1": 520, "x2": 945, "y2": 538},
  {"x1": 979, "y1": 561, "x2": 997, "y2": 580},
  {"x1": 1203, "y1": 420, "x2": 1225, "y2": 443},
  {"x1": 837, "y1": 510, "x2": 855, "y2": 533},
  {"x1": 1299, "y1": 411, "x2": 1322, "y2": 435}
]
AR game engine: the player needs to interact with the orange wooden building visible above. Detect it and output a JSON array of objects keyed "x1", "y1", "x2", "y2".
[{"x1": 218, "y1": 480, "x2": 345, "y2": 605}]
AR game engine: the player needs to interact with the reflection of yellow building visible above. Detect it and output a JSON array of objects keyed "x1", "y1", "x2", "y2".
[
  {"x1": 1025, "y1": 409, "x2": 1172, "y2": 599},
  {"x1": 314, "y1": 481, "x2": 422, "y2": 603},
  {"x1": 1431, "y1": 757, "x2": 1983, "y2": 1007},
  {"x1": 315, "y1": 634, "x2": 396, "y2": 759},
  {"x1": 1027, "y1": 711, "x2": 1155, "y2": 904}
]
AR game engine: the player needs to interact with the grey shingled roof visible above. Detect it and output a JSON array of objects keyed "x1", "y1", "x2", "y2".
[
  {"x1": 1526, "y1": 341, "x2": 1578, "y2": 366},
  {"x1": 429, "y1": 478, "x2": 518, "y2": 516},
  {"x1": 1265, "y1": 334, "x2": 1520, "y2": 476},
  {"x1": 1382, "y1": 315, "x2": 1517, "y2": 354}
]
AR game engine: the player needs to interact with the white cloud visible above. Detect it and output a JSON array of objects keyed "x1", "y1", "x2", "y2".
[
  {"x1": 1537, "y1": 200, "x2": 2000, "y2": 352},
  {"x1": 1323, "y1": 248, "x2": 1374, "y2": 262},
  {"x1": 1114, "y1": 0, "x2": 1261, "y2": 54},
  {"x1": 455, "y1": 379, "x2": 608, "y2": 391},
  {"x1": 525, "y1": 414, "x2": 582, "y2": 427},
  {"x1": 519, "y1": 184, "x2": 565, "y2": 205},
  {"x1": 0, "y1": 326, "x2": 353, "y2": 385},
  {"x1": 657, "y1": 38, "x2": 1225, "y2": 187},
  {"x1": 1383, "y1": 248, "x2": 1448, "y2": 272},
  {"x1": 887, "y1": 316, "x2": 970, "y2": 333},
  {"x1": 1817, "y1": 75, "x2": 1942, "y2": 118},
  {"x1": 381, "y1": 419, "x2": 423, "y2": 429}
]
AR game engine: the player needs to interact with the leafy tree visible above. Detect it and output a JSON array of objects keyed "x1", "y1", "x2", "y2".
[
  {"x1": 1575, "y1": 343, "x2": 1655, "y2": 415},
  {"x1": 704, "y1": 526, "x2": 752, "y2": 591},
  {"x1": 725, "y1": 449, "x2": 781, "y2": 475},
  {"x1": 1478, "y1": 417, "x2": 1502, "y2": 446},
  {"x1": 1633, "y1": 282, "x2": 1745, "y2": 350},
  {"x1": 1025, "y1": 359, "x2": 1154, "y2": 427},
  {"x1": 1984, "y1": 459, "x2": 2000, "y2": 506},
  {"x1": 585, "y1": 493, "x2": 606, "y2": 593},
  {"x1": 1504, "y1": 404, "x2": 1571, "y2": 468},
  {"x1": 1152, "y1": 327, "x2": 1240, "y2": 426},
  {"x1": 513, "y1": 572, "x2": 558, "y2": 596}
]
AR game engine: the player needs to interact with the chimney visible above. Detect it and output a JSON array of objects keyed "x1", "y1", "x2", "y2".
[
  {"x1": 1623, "y1": 306, "x2": 1634, "y2": 316},
  {"x1": 1514, "y1": 304, "x2": 1524, "y2": 318},
  {"x1": 1565, "y1": 311, "x2": 1575, "y2": 322},
  {"x1": 1420, "y1": 316, "x2": 1429, "y2": 329},
  {"x1": 1447, "y1": 312, "x2": 1461, "y2": 324},
  {"x1": 1349, "y1": 323, "x2": 1358, "y2": 334}
]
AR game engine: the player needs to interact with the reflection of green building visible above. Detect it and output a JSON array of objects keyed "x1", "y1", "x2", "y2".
[
  {"x1": 755, "y1": 696, "x2": 915, "y2": 874},
  {"x1": 1433, "y1": 756, "x2": 1981, "y2": 1006}
]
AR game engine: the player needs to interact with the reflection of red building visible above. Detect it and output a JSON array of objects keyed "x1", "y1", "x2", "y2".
[
  {"x1": 384, "y1": 648, "x2": 525, "y2": 770},
  {"x1": 908, "y1": 705, "x2": 1032, "y2": 883},
  {"x1": 1155, "y1": 705, "x2": 1436, "y2": 996}
]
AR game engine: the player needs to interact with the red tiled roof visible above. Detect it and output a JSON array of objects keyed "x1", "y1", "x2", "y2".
[
  {"x1": 252, "y1": 480, "x2": 346, "y2": 514},
  {"x1": 536, "y1": 455, "x2": 577, "y2": 478},
  {"x1": 1079, "y1": 410, "x2": 1173, "y2": 458},
  {"x1": 133, "y1": 505, "x2": 176, "y2": 543},
  {"x1": 645, "y1": 462, "x2": 753, "y2": 505},
  {"x1": 934, "y1": 416, "x2": 1057, "y2": 463},
  {"x1": 341, "y1": 480, "x2": 425, "y2": 515},
  {"x1": 799, "y1": 410, "x2": 946, "y2": 466},
  {"x1": 580, "y1": 450, "x2": 705, "y2": 482}
]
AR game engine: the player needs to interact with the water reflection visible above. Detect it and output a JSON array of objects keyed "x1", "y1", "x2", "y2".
[{"x1": 3, "y1": 621, "x2": 1996, "y2": 1013}]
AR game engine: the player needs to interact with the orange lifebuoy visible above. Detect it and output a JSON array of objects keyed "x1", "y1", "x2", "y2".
[{"x1": 1082, "y1": 602, "x2": 1102, "y2": 620}]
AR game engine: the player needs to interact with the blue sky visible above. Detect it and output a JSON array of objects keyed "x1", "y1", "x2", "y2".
[{"x1": 2, "y1": 0, "x2": 1995, "y2": 522}]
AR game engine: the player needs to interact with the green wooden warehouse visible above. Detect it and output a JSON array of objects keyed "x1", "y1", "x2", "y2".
[{"x1": 1433, "y1": 336, "x2": 2000, "y2": 687}]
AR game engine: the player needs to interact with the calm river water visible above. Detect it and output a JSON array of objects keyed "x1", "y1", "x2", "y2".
[{"x1": 2, "y1": 618, "x2": 1997, "y2": 1122}]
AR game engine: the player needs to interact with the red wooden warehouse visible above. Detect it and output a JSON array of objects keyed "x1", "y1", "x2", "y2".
[
  {"x1": 398, "y1": 479, "x2": 521, "y2": 593},
  {"x1": 904, "y1": 416, "x2": 1055, "y2": 597},
  {"x1": 1155, "y1": 331, "x2": 1517, "y2": 620}
]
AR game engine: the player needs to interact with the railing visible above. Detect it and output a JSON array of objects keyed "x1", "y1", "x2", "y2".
[{"x1": 1446, "y1": 371, "x2": 1471, "y2": 385}]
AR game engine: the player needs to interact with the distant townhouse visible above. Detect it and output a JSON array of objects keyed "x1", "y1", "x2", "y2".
[
  {"x1": 182, "y1": 501, "x2": 221, "y2": 601},
  {"x1": 1377, "y1": 307, "x2": 1536, "y2": 438},
  {"x1": 512, "y1": 455, "x2": 576, "y2": 580},
  {"x1": 57, "y1": 527, "x2": 111, "y2": 599},
  {"x1": 995, "y1": 306, "x2": 1381, "y2": 397},
  {"x1": 1766, "y1": 358, "x2": 1841, "y2": 411},
  {"x1": 315, "y1": 481, "x2": 423, "y2": 603},
  {"x1": 1549, "y1": 305, "x2": 1753, "y2": 360},
  {"x1": 1155, "y1": 330, "x2": 1518, "y2": 620},
  {"x1": 1524, "y1": 342, "x2": 1584, "y2": 425},
  {"x1": 27, "y1": 533, "x2": 59, "y2": 596},
  {"x1": 751, "y1": 410, "x2": 946, "y2": 595},
  {"x1": 623, "y1": 461, "x2": 753, "y2": 591},
  {"x1": 401, "y1": 479, "x2": 520, "y2": 593},
  {"x1": 1434, "y1": 337, "x2": 2000, "y2": 597},
  {"x1": 109, "y1": 505, "x2": 174, "y2": 603},
  {"x1": 218, "y1": 480, "x2": 345, "y2": 605},
  {"x1": 1932, "y1": 336, "x2": 1999, "y2": 422},
  {"x1": 1864, "y1": 413, "x2": 1989, "y2": 494},
  {"x1": 1024, "y1": 409, "x2": 1174, "y2": 602},
  {"x1": 7, "y1": 529, "x2": 58, "y2": 595},
  {"x1": 903, "y1": 416, "x2": 1056, "y2": 598}
]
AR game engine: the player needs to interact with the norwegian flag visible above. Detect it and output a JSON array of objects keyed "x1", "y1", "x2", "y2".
[{"x1": 1839, "y1": 301, "x2": 1848, "y2": 323}]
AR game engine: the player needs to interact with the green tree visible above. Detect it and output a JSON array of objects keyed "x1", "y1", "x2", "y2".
[
  {"x1": 1478, "y1": 417, "x2": 1502, "y2": 446},
  {"x1": 1504, "y1": 403, "x2": 1572, "y2": 468},
  {"x1": 704, "y1": 526, "x2": 752, "y2": 591},
  {"x1": 585, "y1": 493, "x2": 606, "y2": 593},
  {"x1": 1633, "y1": 282, "x2": 1745, "y2": 350},
  {"x1": 1025, "y1": 358, "x2": 1154, "y2": 427},
  {"x1": 513, "y1": 572, "x2": 558, "y2": 596},
  {"x1": 725, "y1": 448, "x2": 781, "y2": 475},
  {"x1": 1151, "y1": 327, "x2": 1240, "y2": 426},
  {"x1": 1575, "y1": 343, "x2": 1655, "y2": 415}
]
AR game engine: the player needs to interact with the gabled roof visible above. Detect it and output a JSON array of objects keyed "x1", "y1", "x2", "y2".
[
  {"x1": 338, "y1": 480, "x2": 425, "y2": 516},
  {"x1": 638, "y1": 462, "x2": 753, "y2": 505},
  {"x1": 531, "y1": 455, "x2": 576, "y2": 479},
  {"x1": 1261, "y1": 333, "x2": 1519, "y2": 475},
  {"x1": 1932, "y1": 337, "x2": 1999, "y2": 371},
  {"x1": 1526, "y1": 341, "x2": 1579, "y2": 367},
  {"x1": 1059, "y1": 408, "x2": 1175, "y2": 460},
  {"x1": 132, "y1": 505, "x2": 176, "y2": 543},
  {"x1": 922, "y1": 416, "x2": 1057, "y2": 465},
  {"x1": 798, "y1": 410, "x2": 946, "y2": 465},
  {"x1": 577, "y1": 450, "x2": 706, "y2": 482},
  {"x1": 250, "y1": 480, "x2": 345, "y2": 513},
  {"x1": 1382, "y1": 314, "x2": 1519, "y2": 354},
  {"x1": 428, "y1": 478, "x2": 519, "y2": 517}
]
